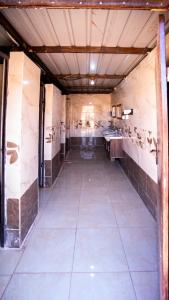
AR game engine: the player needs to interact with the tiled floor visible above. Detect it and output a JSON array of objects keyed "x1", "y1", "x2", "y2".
[{"x1": 0, "y1": 149, "x2": 160, "y2": 299}]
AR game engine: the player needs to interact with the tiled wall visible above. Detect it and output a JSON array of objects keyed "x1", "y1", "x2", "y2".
[
  {"x1": 69, "y1": 94, "x2": 111, "y2": 148},
  {"x1": 44, "y1": 84, "x2": 63, "y2": 187},
  {"x1": 5, "y1": 52, "x2": 40, "y2": 247},
  {"x1": 120, "y1": 152, "x2": 159, "y2": 219},
  {"x1": 111, "y1": 46, "x2": 159, "y2": 219},
  {"x1": 60, "y1": 95, "x2": 66, "y2": 159}
]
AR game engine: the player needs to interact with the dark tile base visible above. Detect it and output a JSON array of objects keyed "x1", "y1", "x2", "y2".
[
  {"x1": 70, "y1": 137, "x2": 104, "y2": 149},
  {"x1": 119, "y1": 151, "x2": 159, "y2": 220},
  {"x1": 7, "y1": 198, "x2": 19, "y2": 229},
  {"x1": 5, "y1": 229, "x2": 20, "y2": 248},
  {"x1": 4, "y1": 179, "x2": 38, "y2": 248},
  {"x1": 60, "y1": 143, "x2": 65, "y2": 160},
  {"x1": 44, "y1": 151, "x2": 62, "y2": 187},
  {"x1": 66, "y1": 138, "x2": 70, "y2": 152},
  {"x1": 21, "y1": 179, "x2": 38, "y2": 242}
]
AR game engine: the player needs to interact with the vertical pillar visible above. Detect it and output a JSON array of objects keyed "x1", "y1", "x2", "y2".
[
  {"x1": 44, "y1": 84, "x2": 62, "y2": 187},
  {"x1": 156, "y1": 15, "x2": 168, "y2": 300},
  {"x1": 5, "y1": 52, "x2": 40, "y2": 247}
]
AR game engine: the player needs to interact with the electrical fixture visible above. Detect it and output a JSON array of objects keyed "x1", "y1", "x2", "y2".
[
  {"x1": 122, "y1": 108, "x2": 133, "y2": 120},
  {"x1": 90, "y1": 63, "x2": 96, "y2": 72},
  {"x1": 123, "y1": 109, "x2": 133, "y2": 115},
  {"x1": 22, "y1": 80, "x2": 29, "y2": 85},
  {"x1": 90, "y1": 80, "x2": 95, "y2": 85}
]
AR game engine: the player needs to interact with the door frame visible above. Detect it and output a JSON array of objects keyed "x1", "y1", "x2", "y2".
[
  {"x1": 0, "y1": 52, "x2": 8, "y2": 247},
  {"x1": 156, "y1": 15, "x2": 168, "y2": 300},
  {"x1": 38, "y1": 81, "x2": 46, "y2": 188}
]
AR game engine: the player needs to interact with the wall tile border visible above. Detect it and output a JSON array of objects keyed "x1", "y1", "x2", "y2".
[{"x1": 119, "y1": 151, "x2": 159, "y2": 220}]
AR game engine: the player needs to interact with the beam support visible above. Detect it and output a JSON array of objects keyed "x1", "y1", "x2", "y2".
[
  {"x1": 9, "y1": 46, "x2": 152, "y2": 55},
  {"x1": 0, "y1": 0, "x2": 168, "y2": 10},
  {"x1": 155, "y1": 14, "x2": 168, "y2": 300},
  {"x1": 57, "y1": 74, "x2": 125, "y2": 81}
]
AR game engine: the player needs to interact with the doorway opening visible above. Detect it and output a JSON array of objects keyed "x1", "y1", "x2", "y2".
[
  {"x1": 0, "y1": 53, "x2": 8, "y2": 247},
  {"x1": 38, "y1": 81, "x2": 46, "y2": 188}
]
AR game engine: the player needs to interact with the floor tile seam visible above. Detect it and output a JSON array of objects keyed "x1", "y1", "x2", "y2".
[
  {"x1": 68, "y1": 184, "x2": 82, "y2": 300},
  {"x1": 4, "y1": 270, "x2": 159, "y2": 276},
  {"x1": 116, "y1": 224, "x2": 138, "y2": 300},
  {"x1": 0, "y1": 274, "x2": 12, "y2": 300},
  {"x1": 0, "y1": 242, "x2": 28, "y2": 300},
  {"x1": 110, "y1": 202, "x2": 156, "y2": 229},
  {"x1": 31, "y1": 226, "x2": 156, "y2": 231}
]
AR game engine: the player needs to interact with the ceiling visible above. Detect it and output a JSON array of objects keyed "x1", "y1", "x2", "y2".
[{"x1": 0, "y1": 8, "x2": 169, "y2": 93}]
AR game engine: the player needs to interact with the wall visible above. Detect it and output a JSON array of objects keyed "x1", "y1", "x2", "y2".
[
  {"x1": 111, "y1": 48, "x2": 159, "y2": 218},
  {"x1": 5, "y1": 52, "x2": 40, "y2": 247},
  {"x1": 60, "y1": 95, "x2": 66, "y2": 159},
  {"x1": 69, "y1": 94, "x2": 111, "y2": 148},
  {"x1": 44, "y1": 84, "x2": 62, "y2": 187}
]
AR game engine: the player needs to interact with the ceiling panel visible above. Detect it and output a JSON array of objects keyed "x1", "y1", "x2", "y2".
[
  {"x1": 69, "y1": 9, "x2": 87, "y2": 46},
  {"x1": 47, "y1": 9, "x2": 73, "y2": 46},
  {"x1": 3, "y1": 9, "x2": 43, "y2": 45},
  {"x1": 25, "y1": 9, "x2": 59, "y2": 45},
  {"x1": 116, "y1": 54, "x2": 140, "y2": 74},
  {"x1": 38, "y1": 53, "x2": 61, "y2": 73},
  {"x1": 118, "y1": 10, "x2": 152, "y2": 47},
  {"x1": 2, "y1": 8, "x2": 169, "y2": 92},
  {"x1": 102, "y1": 10, "x2": 131, "y2": 46},
  {"x1": 90, "y1": 10, "x2": 109, "y2": 46},
  {"x1": 76, "y1": 53, "x2": 89, "y2": 74}
]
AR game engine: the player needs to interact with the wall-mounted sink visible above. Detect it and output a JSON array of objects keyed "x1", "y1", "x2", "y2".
[
  {"x1": 104, "y1": 135, "x2": 123, "y2": 142},
  {"x1": 102, "y1": 129, "x2": 123, "y2": 141}
]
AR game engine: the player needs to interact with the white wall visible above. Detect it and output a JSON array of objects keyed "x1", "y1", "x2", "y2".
[
  {"x1": 5, "y1": 52, "x2": 40, "y2": 199},
  {"x1": 69, "y1": 94, "x2": 112, "y2": 138},
  {"x1": 44, "y1": 84, "x2": 62, "y2": 161},
  {"x1": 112, "y1": 48, "x2": 158, "y2": 182}
]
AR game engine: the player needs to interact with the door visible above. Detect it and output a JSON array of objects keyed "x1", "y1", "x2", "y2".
[
  {"x1": 156, "y1": 15, "x2": 168, "y2": 300},
  {"x1": 38, "y1": 83, "x2": 45, "y2": 188},
  {"x1": 0, "y1": 53, "x2": 8, "y2": 247}
]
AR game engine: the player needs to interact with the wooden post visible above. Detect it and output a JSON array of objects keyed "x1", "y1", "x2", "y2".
[{"x1": 156, "y1": 14, "x2": 168, "y2": 300}]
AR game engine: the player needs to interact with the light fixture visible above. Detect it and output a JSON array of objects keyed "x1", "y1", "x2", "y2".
[
  {"x1": 123, "y1": 109, "x2": 133, "y2": 115},
  {"x1": 22, "y1": 80, "x2": 29, "y2": 85},
  {"x1": 90, "y1": 80, "x2": 95, "y2": 85},
  {"x1": 90, "y1": 63, "x2": 96, "y2": 72},
  {"x1": 122, "y1": 108, "x2": 133, "y2": 120}
]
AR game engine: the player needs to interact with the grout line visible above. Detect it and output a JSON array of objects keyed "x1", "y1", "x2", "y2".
[
  {"x1": 68, "y1": 184, "x2": 81, "y2": 300},
  {"x1": 10, "y1": 270, "x2": 158, "y2": 275},
  {"x1": 0, "y1": 238, "x2": 29, "y2": 299},
  {"x1": 116, "y1": 220, "x2": 138, "y2": 300}
]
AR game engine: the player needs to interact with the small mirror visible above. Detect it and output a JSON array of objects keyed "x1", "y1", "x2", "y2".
[
  {"x1": 116, "y1": 104, "x2": 122, "y2": 119},
  {"x1": 112, "y1": 105, "x2": 116, "y2": 118}
]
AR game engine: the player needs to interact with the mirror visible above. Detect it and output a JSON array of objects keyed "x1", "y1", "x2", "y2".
[{"x1": 116, "y1": 104, "x2": 122, "y2": 119}]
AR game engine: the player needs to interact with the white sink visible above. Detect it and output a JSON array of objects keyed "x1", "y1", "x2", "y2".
[{"x1": 104, "y1": 136, "x2": 123, "y2": 142}]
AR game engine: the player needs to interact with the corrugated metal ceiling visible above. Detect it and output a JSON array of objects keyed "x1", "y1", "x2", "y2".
[{"x1": 1, "y1": 8, "x2": 169, "y2": 92}]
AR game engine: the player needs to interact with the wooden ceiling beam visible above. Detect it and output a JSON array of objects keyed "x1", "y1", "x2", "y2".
[
  {"x1": 0, "y1": 0, "x2": 168, "y2": 10},
  {"x1": 0, "y1": 12, "x2": 66, "y2": 94},
  {"x1": 57, "y1": 74, "x2": 125, "y2": 80},
  {"x1": 66, "y1": 86, "x2": 113, "y2": 92},
  {"x1": 20, "y1": 46, "x2": 152, "y2": 55}
]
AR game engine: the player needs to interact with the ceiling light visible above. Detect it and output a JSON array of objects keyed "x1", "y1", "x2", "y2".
[
  {"x1": 99, "y1": 1, "x2": 103, "y2": 4},
  {"x1": 22, "y1": 80, "x2": 29, "y2": 85},
  {"x1": 90, "y1": 63, "x2": 96, "y2": 72},
  {"x1": 90, "y1": 80, "x2": 95, "y2": 85}
]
